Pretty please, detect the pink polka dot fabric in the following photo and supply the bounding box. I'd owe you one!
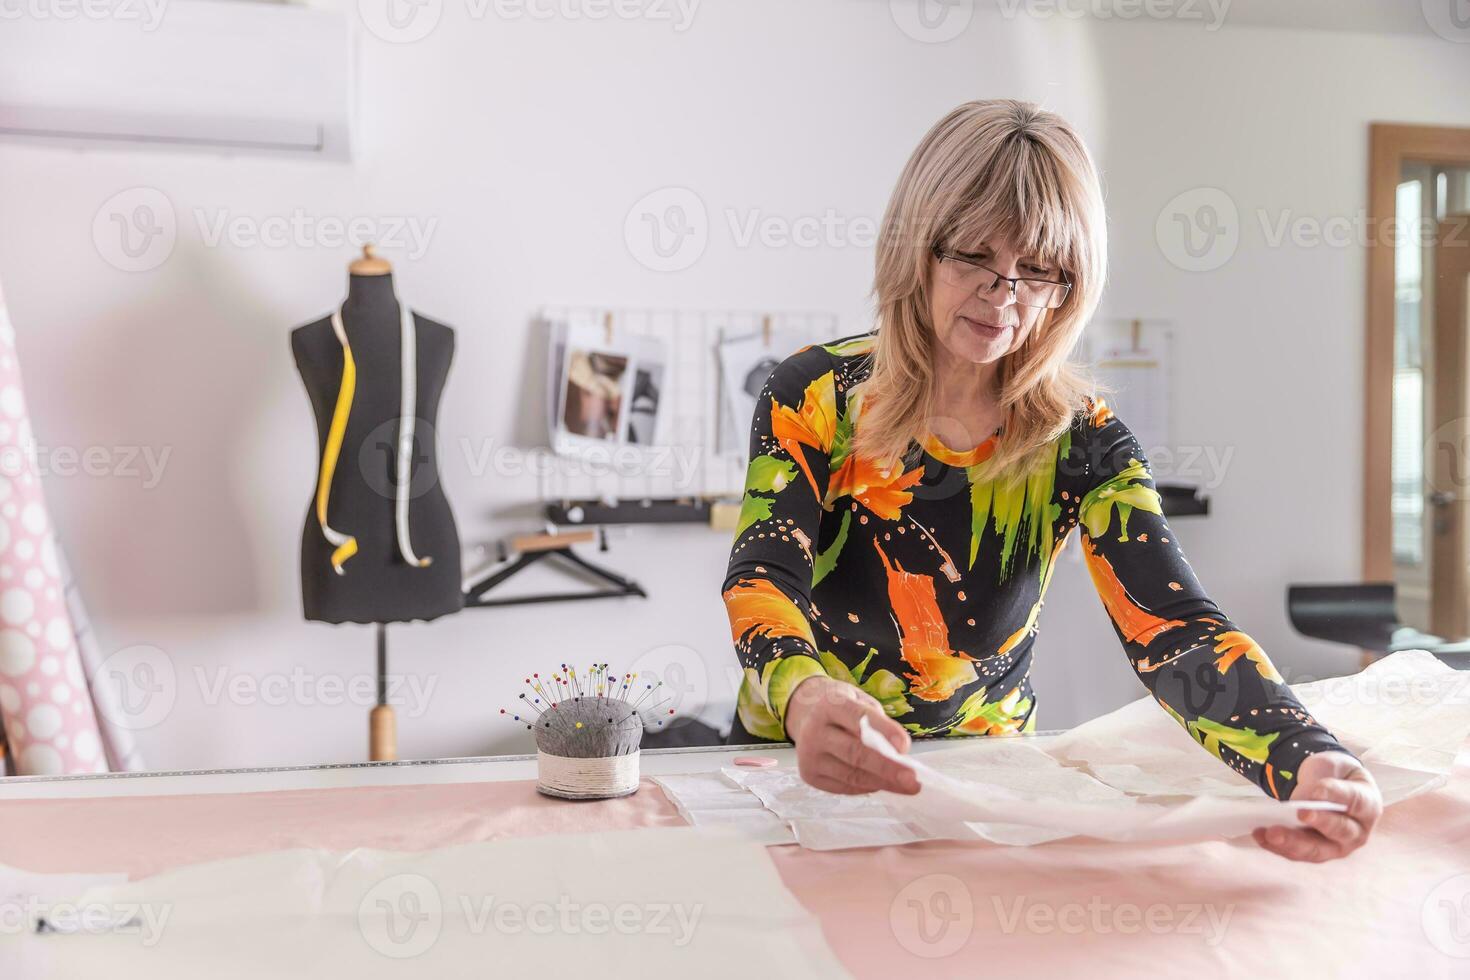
[0,286,107,775]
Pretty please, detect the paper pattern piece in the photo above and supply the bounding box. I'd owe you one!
[657,650,1465,850]
[652,771,796,845]
[857,715,1344,846]
[1044,647,1468,805]
[0,827,847,979]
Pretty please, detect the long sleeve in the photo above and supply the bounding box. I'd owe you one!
[1075,399,1358,800]
[721,351,840,740]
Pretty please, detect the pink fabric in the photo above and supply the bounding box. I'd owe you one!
[0,286,107,775]
[0,778,686,878]
[2,753,1467,976]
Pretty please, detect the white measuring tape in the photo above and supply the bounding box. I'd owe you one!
[394,303,431,569]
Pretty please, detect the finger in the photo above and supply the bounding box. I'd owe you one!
[1298,777,1381,829]
[829,729,920,794]
[1342,774,1384,825]
[810,756,889,795]
[1295,808,1366,848]
[808,741,916,795]
[824,694,914,757]
[1253,826,1319,862]
[1253,825,1344,863]
[870,711,912,754]
[848,747,921,794]
[824,690,889,737]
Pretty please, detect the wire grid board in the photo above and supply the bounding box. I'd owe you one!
[538,306,840,505]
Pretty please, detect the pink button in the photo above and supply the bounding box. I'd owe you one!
[734,756,778,768]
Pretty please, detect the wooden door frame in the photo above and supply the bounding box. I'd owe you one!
[1429,214,1470,638]
[1363,124,1470,583]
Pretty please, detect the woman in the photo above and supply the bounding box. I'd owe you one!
[721,99,1381,863]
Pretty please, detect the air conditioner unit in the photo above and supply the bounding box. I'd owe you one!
[0,0,354,160]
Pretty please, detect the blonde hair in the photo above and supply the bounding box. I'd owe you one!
[853,99,1107,481]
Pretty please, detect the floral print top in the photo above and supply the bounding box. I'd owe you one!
[721,333,1356,801]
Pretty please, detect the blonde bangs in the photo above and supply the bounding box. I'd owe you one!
[942,140,1076,271]
[855,99,1108,485]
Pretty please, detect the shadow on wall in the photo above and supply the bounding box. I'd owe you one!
[53,241,280,617]
[510,311,549,450]
[477,311,550,527]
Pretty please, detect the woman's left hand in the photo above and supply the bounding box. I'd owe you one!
[1251,751,1382,862]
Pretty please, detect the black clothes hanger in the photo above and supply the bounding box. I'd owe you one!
[463,527,646,608]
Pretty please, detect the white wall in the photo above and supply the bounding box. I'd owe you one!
[0,1,1465,769]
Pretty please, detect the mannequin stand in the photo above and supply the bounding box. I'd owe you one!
[368,623,397,761]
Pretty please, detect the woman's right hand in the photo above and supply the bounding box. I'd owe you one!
[783,676,921,796]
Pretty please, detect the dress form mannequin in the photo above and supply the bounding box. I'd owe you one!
[292,246,464,757]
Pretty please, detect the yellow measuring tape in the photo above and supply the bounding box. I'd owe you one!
[315,309,359,575]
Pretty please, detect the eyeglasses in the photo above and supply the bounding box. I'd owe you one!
[931,246,1072,310]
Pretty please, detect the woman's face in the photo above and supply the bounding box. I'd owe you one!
[927,240,1057,368]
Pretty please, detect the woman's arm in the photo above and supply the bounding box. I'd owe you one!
[721,351,839,740]
[721,349,918,793]
[1074,400,1359,802]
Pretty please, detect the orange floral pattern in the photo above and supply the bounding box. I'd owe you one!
[769,371,837,500]
[825,453,924,519]
[874,539,978,702]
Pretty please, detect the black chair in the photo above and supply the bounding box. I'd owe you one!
[1286,582,1400,653]
[1286,582,1470,669]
